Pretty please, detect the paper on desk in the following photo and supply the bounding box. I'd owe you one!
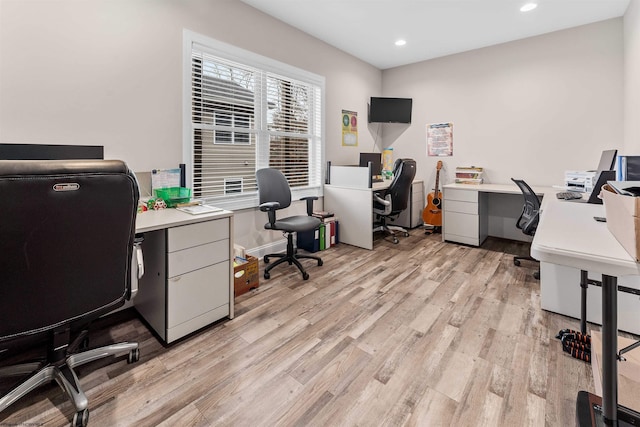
[176,205,223,215]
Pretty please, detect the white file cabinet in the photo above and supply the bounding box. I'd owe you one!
[135,214,233,343]
[442,187,487,246]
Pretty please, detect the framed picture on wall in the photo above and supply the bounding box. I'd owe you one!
[427,122,453,156]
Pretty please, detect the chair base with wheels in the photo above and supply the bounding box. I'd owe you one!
[263,231,323,280]
[0,327,139,427]
[373,216,410,244]
[513,255,540,279]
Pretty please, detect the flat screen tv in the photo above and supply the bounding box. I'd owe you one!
[369,97,412,124]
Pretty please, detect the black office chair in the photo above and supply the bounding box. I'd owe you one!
[0,160,141,427]
[256,168,323,280]
[511,178,541,280]
[373,158,417,244]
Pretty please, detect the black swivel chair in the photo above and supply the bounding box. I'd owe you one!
[511,178,541,280]
[256,168,323,280]
[0,160,141,427]
[373,158,417,244]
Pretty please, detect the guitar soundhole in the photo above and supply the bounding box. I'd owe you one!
[433,198,441,207]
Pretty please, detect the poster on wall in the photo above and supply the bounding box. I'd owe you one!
[342,110,358,146]
[427,122,453,156]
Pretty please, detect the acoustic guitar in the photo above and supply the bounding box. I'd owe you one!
[422,160,443,227]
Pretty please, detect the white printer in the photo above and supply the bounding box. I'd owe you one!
[564,170,597,193]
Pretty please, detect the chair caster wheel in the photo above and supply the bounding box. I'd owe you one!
[264,272,270,279]
[534,271,540,280]
[302,272,309,280]
[393,238,399,244]
[264,256,270,264]
[318,259,323,266]
[404,232,409,237]
[514,259,521,266]
[127,348,140,364]
[72,409,89,427]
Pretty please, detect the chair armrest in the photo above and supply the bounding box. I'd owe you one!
[300,196,318,216]
[260,202,280,227]
[373,192,390,206]
[373,192,392,216]
[259,201,280,212]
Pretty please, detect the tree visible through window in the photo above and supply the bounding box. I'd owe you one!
[187,36,323,209]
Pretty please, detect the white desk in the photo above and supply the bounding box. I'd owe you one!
[324,180,391,250]
[442,183,556,246]
[532,195,640,425]
[134,208,234,343]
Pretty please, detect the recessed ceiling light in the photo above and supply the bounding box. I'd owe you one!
[520,3,537,12]
[395,39,406,47]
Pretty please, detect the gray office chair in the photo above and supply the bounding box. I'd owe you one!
[256,168,323,280]
[511,178,541,279]
[0,160,141,427]
[373,158,417,244]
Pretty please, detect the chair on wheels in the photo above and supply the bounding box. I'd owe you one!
[256,168,323,280]
[511,178,541,279]
[373,158,417,244]
[0,160,141,427]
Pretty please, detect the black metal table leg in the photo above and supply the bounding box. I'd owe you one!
[601,274,618,425]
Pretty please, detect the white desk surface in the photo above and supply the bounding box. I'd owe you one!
[443,182,557,196]
[531,196,640,277]
[135,207,233,233]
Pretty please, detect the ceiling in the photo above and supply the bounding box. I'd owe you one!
[240,0,630,70]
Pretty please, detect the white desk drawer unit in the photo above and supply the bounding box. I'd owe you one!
[443,187,487,246]
[136,215,232,344]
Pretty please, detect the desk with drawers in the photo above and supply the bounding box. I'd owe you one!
[135,208,234,344]
[441,182,555,246]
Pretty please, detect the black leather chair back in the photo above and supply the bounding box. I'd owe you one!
[511,178,540,236]
[387,158,417,215]
[0,160,139,342]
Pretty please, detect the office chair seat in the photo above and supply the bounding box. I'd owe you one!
[257,168,323,280]
[264,215,320,232]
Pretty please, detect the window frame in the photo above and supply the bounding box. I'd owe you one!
[183,30,325,210]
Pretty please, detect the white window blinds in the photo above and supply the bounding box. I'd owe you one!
[186,34,324,210]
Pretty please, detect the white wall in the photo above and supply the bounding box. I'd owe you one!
[0,0,382,252]
[0,2,630,253]
[624,0,640,153]
[381,19,624,191]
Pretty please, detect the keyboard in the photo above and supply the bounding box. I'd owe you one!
[556,191,583,200]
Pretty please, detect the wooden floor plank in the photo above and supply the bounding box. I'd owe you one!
[1,232,628,426]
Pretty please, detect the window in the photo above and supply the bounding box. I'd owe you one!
[184,31,325,210]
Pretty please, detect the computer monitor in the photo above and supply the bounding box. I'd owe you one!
[359,152,382,177]
[596,149,617,171]
[0,143,104,160]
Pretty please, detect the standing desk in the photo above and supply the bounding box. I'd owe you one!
[532,195,640,425]
[441,183,556,246]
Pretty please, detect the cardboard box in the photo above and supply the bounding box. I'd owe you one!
[601,186,640,261]
[234,255,259,297]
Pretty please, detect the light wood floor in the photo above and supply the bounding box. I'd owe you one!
[2,229,605,426]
